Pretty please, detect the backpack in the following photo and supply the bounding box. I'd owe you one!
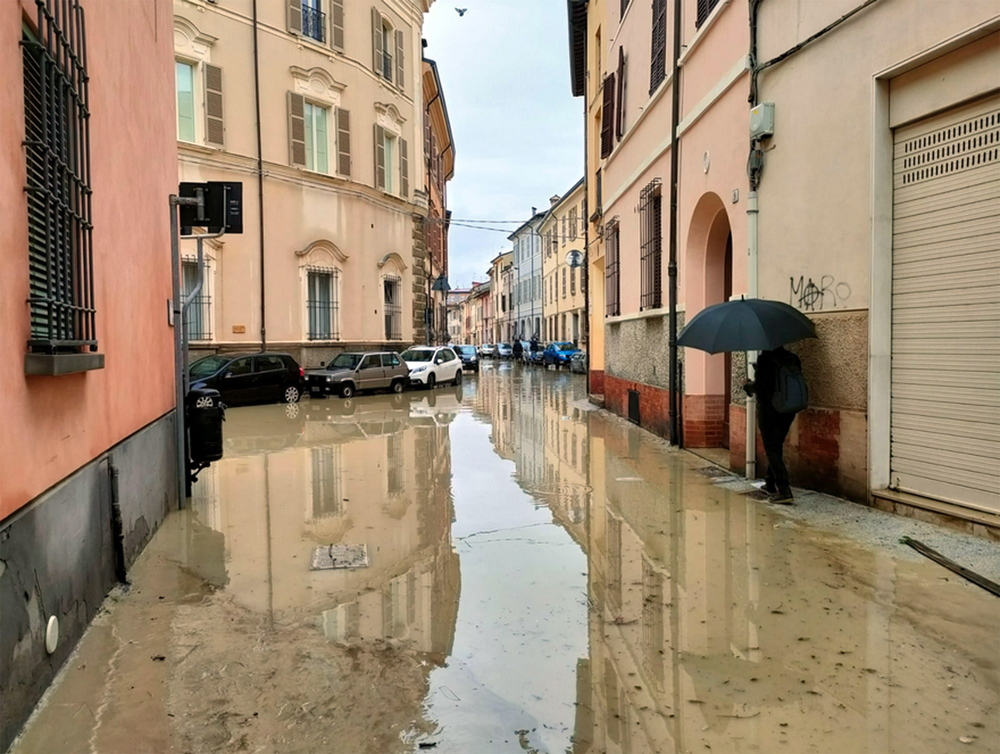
[771,352,809,414]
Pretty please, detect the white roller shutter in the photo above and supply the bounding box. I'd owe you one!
[891,93,1000,514]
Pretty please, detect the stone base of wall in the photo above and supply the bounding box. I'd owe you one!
[604,374,673,440]
[728,404,868,502]
[0,413,176,751]
[588,369,605,396]
[683,394,726,448]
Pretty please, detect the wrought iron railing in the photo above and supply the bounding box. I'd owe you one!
[185,294,212,341]
[383,276,402,340]
[22,0,96,354]
[307,268,340,340]
[301,4,326,43]
[605,217,621,317]
[639,179,663,310]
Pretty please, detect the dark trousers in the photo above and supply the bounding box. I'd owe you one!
[758,408,796,490]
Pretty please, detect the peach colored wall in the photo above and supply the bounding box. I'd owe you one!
[0,0,178,517]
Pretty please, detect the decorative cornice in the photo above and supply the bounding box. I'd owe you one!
[289,66,347,93]
[377,252,408,271]
[174,16,217,48]
[295,239,350,262]
[375,102,406,125]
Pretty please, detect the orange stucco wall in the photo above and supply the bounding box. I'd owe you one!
[0,0,178,518]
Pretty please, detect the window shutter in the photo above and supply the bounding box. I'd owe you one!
[287,0,302,34]
[600,72,615,158]
[399,137,409,198]
[372,8,383,74]
[204,64,225,146]
[615,47,626,141]
[650,0,667,94]
[395,29,405,88]
[288,92,306,166]
[331,0,345,51]
[336,107,351,176]
[374,124,386,190]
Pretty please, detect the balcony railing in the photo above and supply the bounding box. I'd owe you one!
[302,4,326,43]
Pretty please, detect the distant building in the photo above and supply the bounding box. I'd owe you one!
[488,251,514,344]
[539,179,586,344]
[509,210,547,341]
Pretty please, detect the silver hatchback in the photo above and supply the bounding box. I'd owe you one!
[305,351,410,399]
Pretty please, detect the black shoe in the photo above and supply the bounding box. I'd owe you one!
[763,480,778,494]
[768,488,794,505]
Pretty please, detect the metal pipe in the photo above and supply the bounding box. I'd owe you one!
[745,190,759,478]
[252,0,267,351]
[667,0,683,446]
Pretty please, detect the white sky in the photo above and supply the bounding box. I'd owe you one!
[423,0,585,288]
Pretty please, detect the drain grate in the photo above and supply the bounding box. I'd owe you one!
[696,466,733,479]
[310,544,369,571]
[743,489,771,501]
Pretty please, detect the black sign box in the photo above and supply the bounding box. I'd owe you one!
[179,181,243,234]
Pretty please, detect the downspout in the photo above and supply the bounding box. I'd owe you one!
[582,66,591,395]
[252,0,267,350]
[667,0,682,446]
[746,0,761,478]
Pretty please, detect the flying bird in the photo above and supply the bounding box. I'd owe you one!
[455,7,467,16]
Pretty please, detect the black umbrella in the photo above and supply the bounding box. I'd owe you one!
[677,298,817,354]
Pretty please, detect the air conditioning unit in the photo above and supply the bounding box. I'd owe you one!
[749,102,775,139]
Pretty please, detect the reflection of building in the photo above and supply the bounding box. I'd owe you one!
[539,179,586,344]
[189,394,459,659]
[542,375,590,545]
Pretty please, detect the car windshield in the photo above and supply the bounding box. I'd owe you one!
[499,343,510,348]
[401,349,434,362]
[189,355,230,378]
[457,346,476,355]
[330,353,363,369]
[555,343,575,351]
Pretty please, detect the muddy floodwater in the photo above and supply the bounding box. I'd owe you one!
[13,363,999,753]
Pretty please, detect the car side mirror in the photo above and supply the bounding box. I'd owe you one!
[320,361,326,368]
[223,371,234,379]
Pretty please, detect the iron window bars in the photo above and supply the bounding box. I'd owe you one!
[301,2,326,43]
[307,267,340,340]
[383,275,402,340]
[181,260,212,340]
[639,178,663,310]
[605,216,621,317]
[22,0,96,354]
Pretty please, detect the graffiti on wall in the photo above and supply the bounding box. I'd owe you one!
[789,275,852,311]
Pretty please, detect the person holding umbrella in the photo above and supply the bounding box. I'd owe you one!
[677,297,814,504]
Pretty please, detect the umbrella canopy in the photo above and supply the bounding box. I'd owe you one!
[677,298,817,354]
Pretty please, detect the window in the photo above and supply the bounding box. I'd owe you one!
[384,276,402,340]
[696,0,722,28]
[311,447,344,518]
[372,9,404,86]
[228,357,253,376]
[182,259,212,341]
[571,266,576,296]
[22,5,98,360]
[374,125,408,197]
[301,0,326,43]
[600,72,616,158]
[176,61,196,141]
[620,0,631,18]
[562,268,567,299]
[615,47,627,142]
[288,0,344,51]
[605,217,620,317]
[570,206,578,240]
[304,102,329,172]
[307,268,340,340]
[650,0,667,94]
[639,179,663,310]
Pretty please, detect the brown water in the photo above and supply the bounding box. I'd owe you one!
[13,363,999,753]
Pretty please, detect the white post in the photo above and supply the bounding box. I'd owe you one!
[745,190,759,479]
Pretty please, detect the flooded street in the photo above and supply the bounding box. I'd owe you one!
[14,364,999,754]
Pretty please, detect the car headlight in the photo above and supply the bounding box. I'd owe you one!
[326,376,334,382]
[411,365,427,373]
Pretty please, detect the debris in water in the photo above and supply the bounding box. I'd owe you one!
[309,544,369,570]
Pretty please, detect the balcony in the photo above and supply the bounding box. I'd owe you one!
[302,4,326,43]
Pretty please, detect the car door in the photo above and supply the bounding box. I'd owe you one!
[438,348,459,381]
[358,355,384,392]
[221,356,256,404]
[381,353,402,386]
[254,354,286,402]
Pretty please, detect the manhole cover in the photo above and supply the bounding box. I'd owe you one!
[310,544,369,571]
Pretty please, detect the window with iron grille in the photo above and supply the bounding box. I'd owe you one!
[383,275,402,340]
[311,446,344,518]
[182,260,212,341]
[696,0,721,28]
[562,267,567,298]
[22,1,96,356]
[604,217,620,316]
[639,179,663,310]
[307,267,340,340]
[301,0,326,43]
[650,0,667,94]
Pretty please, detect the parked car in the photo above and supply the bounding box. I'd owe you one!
[543,341,581,367]
[189,352,303,406]
[401,346,463,388]
[570,351,587,374]
[304,351,409,399]
[454,344,480,371]
[479,343,496,358]
[526,344,546,366]
[496,342,513,359]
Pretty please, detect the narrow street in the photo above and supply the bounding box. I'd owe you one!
[14,365,999,754]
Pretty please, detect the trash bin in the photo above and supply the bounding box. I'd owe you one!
[187,387,224,464]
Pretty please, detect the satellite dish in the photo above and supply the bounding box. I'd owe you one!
[565,249,584,268]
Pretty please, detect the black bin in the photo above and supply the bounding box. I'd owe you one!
[187,387,224,463]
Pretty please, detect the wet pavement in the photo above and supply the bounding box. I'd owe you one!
[12,363,1000,753]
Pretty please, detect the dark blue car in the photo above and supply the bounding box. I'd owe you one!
[543,341,580,367]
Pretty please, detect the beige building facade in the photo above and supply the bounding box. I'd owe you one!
[540,179,586,344]
[174,0,436,366]
[489,251,513,344]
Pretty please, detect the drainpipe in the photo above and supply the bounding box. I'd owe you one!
[252,0,267,351]
[667,0,683,446]
[745,188,759,478]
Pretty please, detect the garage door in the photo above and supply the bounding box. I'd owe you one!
[891,93,1000,514]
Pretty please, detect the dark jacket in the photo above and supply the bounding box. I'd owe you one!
[744,347,800,413]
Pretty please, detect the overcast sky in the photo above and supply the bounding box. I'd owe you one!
[422,0,584,289]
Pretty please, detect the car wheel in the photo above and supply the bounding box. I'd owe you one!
[340,383,355,399]
[426,373,437,389]
[195,395,214,409]
[454,369,463,385]
[391,379,404,394]
[284,385,301,403]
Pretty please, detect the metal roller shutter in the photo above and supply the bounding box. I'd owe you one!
[891,93,1000,513]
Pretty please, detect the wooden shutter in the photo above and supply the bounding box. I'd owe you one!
[650,0,667,94]
[331,0,345,51]
[600,72,615,158]
[372,8,383,74]
[288,92,306,166]
[395,29,405,88]
[615,47,626,141]
[287,0,302,34]
[336,107,351,176]
[374,124,386,190]
[204,64,225,147]
[399,137,409,198]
